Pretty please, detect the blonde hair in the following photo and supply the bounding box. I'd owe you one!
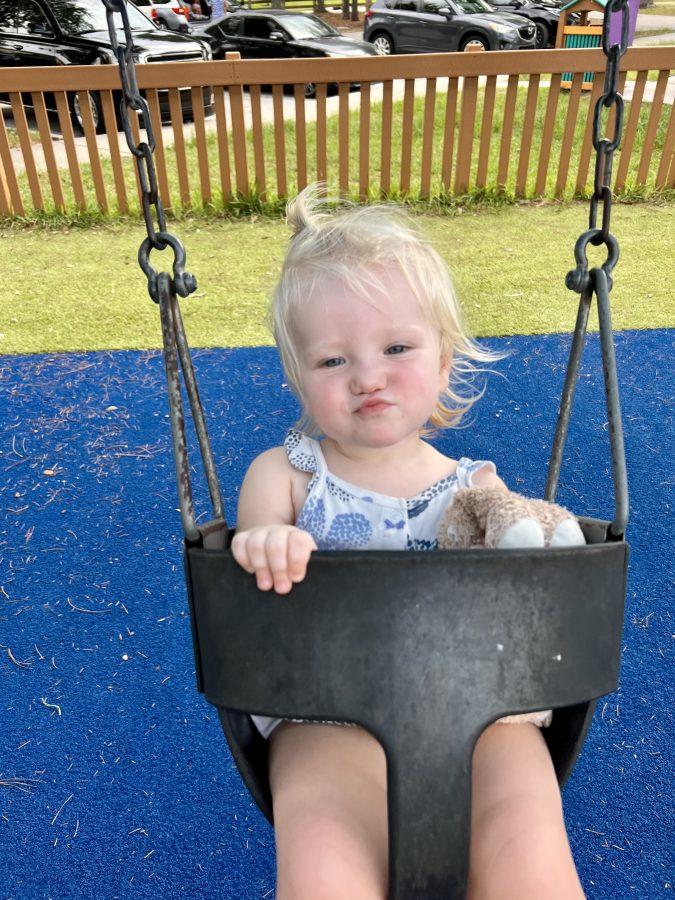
[269,185,502,438]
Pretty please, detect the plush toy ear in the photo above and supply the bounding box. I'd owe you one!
[495,518,546,549]
[548,517,585,547]
[484,491,543,548]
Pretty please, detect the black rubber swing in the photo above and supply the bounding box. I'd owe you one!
[103,0,632,895]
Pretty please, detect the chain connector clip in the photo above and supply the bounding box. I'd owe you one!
[566,229,619,294]
[139,233,198,303]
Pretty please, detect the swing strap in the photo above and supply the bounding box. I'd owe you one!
[103,0,631,545]
[155,271,224,543]
[545,0,631,539]
[103,0,224,542]
[545,268,629,539]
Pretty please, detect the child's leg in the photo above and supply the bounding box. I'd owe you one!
[269,721,388,900]
[269,719,584,900]
[468,722,585,899]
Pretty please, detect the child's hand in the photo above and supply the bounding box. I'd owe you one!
[231,525,317,595]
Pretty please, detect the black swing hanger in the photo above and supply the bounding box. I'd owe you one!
[103,0,631,893]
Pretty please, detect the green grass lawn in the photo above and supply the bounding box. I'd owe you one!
[635,26,675,35]
[5,127,41,149]
[1,201,673,355]
[642,1,675,14]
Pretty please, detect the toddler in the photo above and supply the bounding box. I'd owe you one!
[232,186,585,899]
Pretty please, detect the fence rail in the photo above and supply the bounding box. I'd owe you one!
[0,46,673,219]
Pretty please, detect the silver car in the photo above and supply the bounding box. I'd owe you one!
[131,1,191,33]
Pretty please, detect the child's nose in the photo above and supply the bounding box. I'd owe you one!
[350,361,387,394]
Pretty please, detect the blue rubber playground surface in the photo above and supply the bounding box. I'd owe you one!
[0,329,672,899]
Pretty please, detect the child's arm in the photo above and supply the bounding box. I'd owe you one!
[471,465,509,493]
[231,448,317,595]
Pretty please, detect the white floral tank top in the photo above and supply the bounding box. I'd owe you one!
[286,429,496,551]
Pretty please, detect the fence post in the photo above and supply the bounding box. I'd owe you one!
[0,161,11,216]
[225,52,249,197]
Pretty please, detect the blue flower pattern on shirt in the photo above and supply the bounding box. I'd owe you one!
[296,497,372,549]
[296,496,326,540]
[325,513,372,549]
[285,429,496,553]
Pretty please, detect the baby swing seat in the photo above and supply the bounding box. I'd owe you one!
[187,517,626,899]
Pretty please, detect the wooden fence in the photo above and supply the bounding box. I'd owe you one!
[0,46,673,219]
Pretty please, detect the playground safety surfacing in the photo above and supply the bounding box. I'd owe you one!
[0,329,672,899]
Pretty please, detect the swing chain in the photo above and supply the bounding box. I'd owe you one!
[566,0,630,295]
[102,0,197,304]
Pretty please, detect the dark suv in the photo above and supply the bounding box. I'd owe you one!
[488,0,561,48]
[364,0,536,54]
[0,0,213,133]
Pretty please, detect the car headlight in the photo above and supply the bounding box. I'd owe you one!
[202,45,213,61]
[491,22,517,35]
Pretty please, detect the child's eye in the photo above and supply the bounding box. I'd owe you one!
[320,357,344,368]
[386,345,409,355]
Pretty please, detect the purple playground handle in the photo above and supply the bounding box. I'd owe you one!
[608,0,639,46]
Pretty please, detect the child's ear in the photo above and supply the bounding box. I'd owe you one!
[438,353,452,391]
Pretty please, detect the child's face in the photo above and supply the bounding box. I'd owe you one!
[293,265,451,450]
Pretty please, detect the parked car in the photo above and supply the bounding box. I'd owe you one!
[486,0,560,48]
[363,0,536,54]
[201,10,379,97]
[0,0,213,133]
[130,1,191,34]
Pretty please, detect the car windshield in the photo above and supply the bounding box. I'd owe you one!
[451,0,495,11]
[279,15,339,40]
[48,0,153,34]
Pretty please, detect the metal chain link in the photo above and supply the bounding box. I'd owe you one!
[102,0,196,303]
[550,0,631,537]
[566,0,630,295]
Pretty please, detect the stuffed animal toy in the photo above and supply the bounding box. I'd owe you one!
[438,486,586,727]
[438,486,586,552]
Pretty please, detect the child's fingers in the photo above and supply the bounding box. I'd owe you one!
[231,528,315,594]
[265,530,293,594]
[287,531,316,582]
[245,530,276,591]
[230,532,254,573]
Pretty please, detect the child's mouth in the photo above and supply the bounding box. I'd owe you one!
[357,401,392,416]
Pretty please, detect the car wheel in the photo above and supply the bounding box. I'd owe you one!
[460,34,488,52]
[371,33,394,56]
[304,82,317,100]
[534,22,548,48]
[70,90,104,135]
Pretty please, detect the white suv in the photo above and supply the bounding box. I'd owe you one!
[131,1,191,33]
